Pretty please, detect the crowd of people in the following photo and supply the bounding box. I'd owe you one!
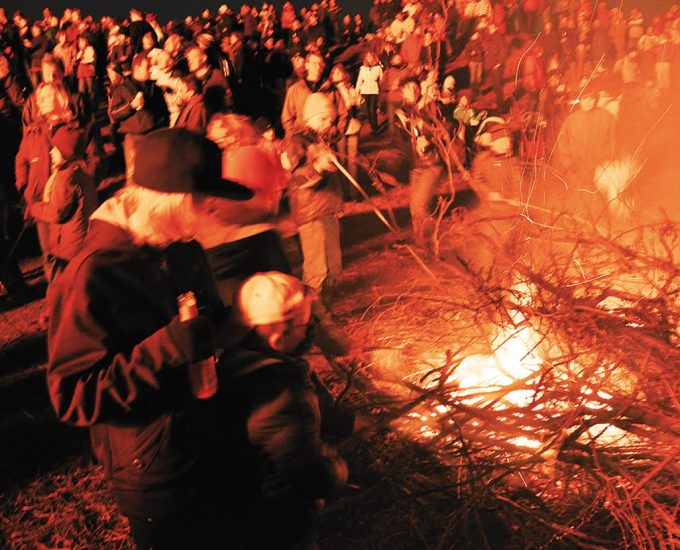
[0,0,679,547]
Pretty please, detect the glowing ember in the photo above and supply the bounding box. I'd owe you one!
[446,326,543,408]
[401,317,641,455]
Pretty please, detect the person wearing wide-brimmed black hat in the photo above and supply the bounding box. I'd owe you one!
[46,128,253,549]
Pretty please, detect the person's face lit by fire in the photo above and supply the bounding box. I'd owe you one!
[141,31,155,52]
[305,54,325,83]
[186,48,207,74]
[291,54,305,78]
[36,88,57,116]
[330,65,348,86]
[164,34,182,57]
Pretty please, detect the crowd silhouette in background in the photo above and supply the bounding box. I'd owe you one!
[0,0,678,302]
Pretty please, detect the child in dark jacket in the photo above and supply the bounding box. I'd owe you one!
[219,271,351,549]
[29,124,98,285]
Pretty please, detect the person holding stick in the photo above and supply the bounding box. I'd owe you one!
[282,92,351,355]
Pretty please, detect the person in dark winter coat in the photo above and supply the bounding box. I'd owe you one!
[219,271,349,549]
[282,92,352,356]
[28,124,97,285]
[553,84,615,188]
[0,55,29,310]
[173,76,208,135]
[281,51,335,136]
[464,116,527,279]
[283,92,343,297]
[108,53,169,180]
[15,81,100,280]
[0,53,25,243]
[395,77,469,249]
[46,128,254,550]
[185,44,233,120]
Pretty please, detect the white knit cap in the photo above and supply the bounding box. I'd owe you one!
[236,272,313,326]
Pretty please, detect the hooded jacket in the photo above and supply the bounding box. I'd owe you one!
[283,127,343,226]
[29,162,97,261]
[16,119,103,202]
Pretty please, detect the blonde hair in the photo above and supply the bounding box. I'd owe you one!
[96,184,199,247]
[35,82,74,122]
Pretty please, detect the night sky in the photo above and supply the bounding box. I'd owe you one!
[2,0,675,27]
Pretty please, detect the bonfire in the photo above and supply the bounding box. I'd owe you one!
[343,162,680,548]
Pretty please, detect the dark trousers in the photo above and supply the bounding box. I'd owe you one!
[489,66,505,111]
[127,505,231,550]
[0,239,26,296]
[362,94,379,132]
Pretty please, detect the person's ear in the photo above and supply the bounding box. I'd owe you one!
[268,330,284,351]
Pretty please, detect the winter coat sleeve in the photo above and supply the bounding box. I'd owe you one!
[82,121,106,183]
[30,171,78,223]
[281,91,297,134]
[14,133,30,195]
[4,76,25,110]
[108,83,136,123]
[148,83,170,128]
[246,364,347,500]
[284,134,324,189]
[281,82,305,134]
[355,66,366,93]
[47,259,213,427]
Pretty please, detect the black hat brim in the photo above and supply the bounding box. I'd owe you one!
[197,178,254,201]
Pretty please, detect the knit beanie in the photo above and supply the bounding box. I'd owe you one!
[51,125,84,160]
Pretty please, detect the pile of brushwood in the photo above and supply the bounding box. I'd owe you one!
[328,196,680,549]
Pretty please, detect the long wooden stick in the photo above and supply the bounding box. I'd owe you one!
[330,156,444,288]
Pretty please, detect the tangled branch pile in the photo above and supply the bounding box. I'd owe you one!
[350,211,680,549]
